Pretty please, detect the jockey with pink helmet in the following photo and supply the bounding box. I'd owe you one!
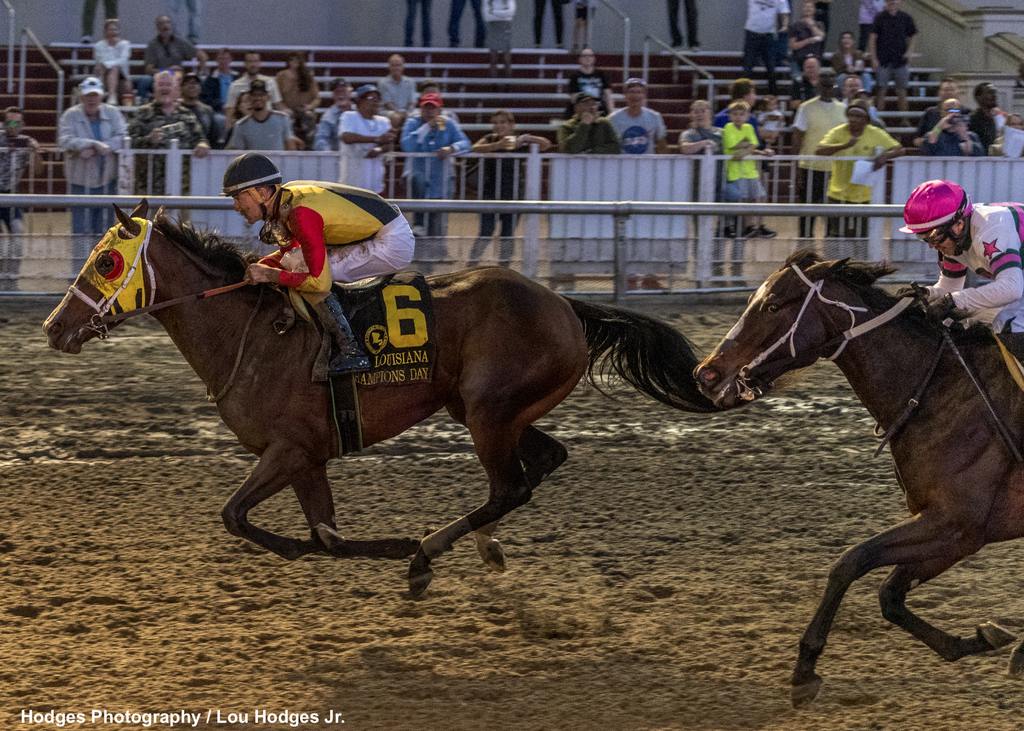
[901,179,1024,338]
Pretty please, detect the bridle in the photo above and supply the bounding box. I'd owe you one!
[68,222,157,340]
[733,263,913,401]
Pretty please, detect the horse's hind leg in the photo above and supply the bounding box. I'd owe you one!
[473,426,568,572]
[292,464,419,560]
[222,445,321,560]
[879,560,1015,665]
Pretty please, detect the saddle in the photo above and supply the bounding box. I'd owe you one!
[995,331,1024,394]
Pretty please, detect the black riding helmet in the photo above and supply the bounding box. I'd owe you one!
[222,153,282,195]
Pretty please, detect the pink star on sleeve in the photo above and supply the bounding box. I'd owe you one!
[983,240,1001,257]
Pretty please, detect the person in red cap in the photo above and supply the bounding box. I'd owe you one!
[900,179,1024,346]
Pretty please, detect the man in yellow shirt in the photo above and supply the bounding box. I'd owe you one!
[816,98,903,237]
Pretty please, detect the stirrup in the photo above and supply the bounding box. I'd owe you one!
[328,352,371,376]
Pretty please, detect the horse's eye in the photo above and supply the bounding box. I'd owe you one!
[767,302,780,314]
[95,250,124,280]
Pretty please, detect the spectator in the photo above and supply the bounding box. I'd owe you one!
[753,95,784,147]
[93,18,131,105]
[667,0,699,50]
[566,48,614,117]
[608,78,668,154]
[405,0,433,47]
[832,30,873,94]
[814,0,831,37]
[225,52,284,127]
[81,0,117,43]
[143,14,196,77]
[339,85,394,194]
[912,77,965,148]
[815,98,903,237]
[378,54,418,118]
[721,101,774,239]
[226,80,296,151]
[165,0,201,44]
[533,0,564,48]
[400,92,471,239]
[922,100,984,157]
[128,71,210,195]
[483,0,516,77]
[200,48,235,113]
[713,78,761,142]
[791,55,823,106]
[858,0,884,51]
[571,1,595,56]
[449,0,486,48]
[742,0,789,97]
[180,72,219,146]
[840,74,885,127]
[313,78,353,151]
[467,109,551,266]
[789,1,826,71]
[678,99,721,154]
[792,69,846,237]
[868,0,916,113]
[58,77,127,270]
[968,82,1005,153]
[0,106,42,234]
[558,92,619,154]
[276,52,319,148]
[408,80,461,124]
[990,113,1024,157]
[1017,61,1024,90]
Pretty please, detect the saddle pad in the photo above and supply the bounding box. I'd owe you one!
[995,337,1024,394]
[335,271,436,389]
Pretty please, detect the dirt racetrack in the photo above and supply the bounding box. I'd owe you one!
[3,296,1024,731]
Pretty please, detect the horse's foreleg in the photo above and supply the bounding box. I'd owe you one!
[410,424,530,596]
[292,465,419,560]
[879,561,1015,663]
[222,446,320,561]
[791,512,959,708]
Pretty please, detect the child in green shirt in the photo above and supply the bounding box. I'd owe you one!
[721,101,776,238]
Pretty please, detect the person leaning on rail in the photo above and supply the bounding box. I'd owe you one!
[223,153,416,375]
[899,179,1024,357]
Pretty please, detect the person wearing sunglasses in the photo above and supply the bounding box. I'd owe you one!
[900,179,1024,350]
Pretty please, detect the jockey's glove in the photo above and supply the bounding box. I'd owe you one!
[895,282,931,301]
[925,293,958,326]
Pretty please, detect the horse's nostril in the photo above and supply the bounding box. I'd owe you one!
[698,367,718,385]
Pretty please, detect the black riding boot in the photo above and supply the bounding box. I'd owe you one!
[313,293,371,375]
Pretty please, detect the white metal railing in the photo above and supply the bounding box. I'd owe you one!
[2,0,13,93]
[587,0,630,83]
[641,34,715,103]
[19,26,65,121]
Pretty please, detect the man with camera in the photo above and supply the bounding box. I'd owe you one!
[922,98,984,157]
[128,70,210,194]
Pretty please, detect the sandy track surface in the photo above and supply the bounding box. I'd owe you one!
[3,298,1023,730]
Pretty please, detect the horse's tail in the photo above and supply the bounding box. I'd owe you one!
[565,297,720,413]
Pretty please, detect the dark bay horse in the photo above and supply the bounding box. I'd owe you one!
[44,201,718,596]
[694,250,1024,706]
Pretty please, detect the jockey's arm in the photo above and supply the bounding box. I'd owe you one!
[944,217,1024,313]
[952,266,1024,313]
[274,206,333,295]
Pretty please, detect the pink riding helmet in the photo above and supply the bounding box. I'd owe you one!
[899,179,973,234]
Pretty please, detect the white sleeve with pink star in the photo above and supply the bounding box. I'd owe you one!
[950,205,1024,315]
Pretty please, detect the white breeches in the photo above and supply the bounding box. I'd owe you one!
[327,215,416,283]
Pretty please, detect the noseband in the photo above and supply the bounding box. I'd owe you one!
[734,264,913,401]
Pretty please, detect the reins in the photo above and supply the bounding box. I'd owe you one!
[95,280,249,327]
[872,336,945,457]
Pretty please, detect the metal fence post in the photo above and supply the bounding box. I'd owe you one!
[117,136,134,195]
[613,210,628,301]
[165,140,183,197]
[523,143,542,280]
[868,172,885,262]
[695,151,716,287]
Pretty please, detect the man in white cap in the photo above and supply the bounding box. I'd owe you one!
[58,76,127,271]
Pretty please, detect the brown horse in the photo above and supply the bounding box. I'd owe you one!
[693,250,1024,706]
[44,201,718,596]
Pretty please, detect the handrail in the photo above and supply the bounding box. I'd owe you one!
[909,0,966,29]
[586,0,631,83]
[1,0,12,93]
[19,27,65,120]
[642,34,715,103]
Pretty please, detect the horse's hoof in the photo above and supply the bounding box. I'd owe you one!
[315,523,344,549]
[791,675,823,708]
[1008,642,1024,678]
[978,621,1016,650]
[475,536,506,573]
[408,552,433,597]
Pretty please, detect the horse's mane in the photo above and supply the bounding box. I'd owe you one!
[785,249,993,346]
[153,215,258,280]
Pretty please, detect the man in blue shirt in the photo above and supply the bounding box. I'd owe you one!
[313,79,354,151]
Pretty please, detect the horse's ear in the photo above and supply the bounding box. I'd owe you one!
[785,248,822,270]
[153,205,167,223]
[113,204,141,237]
[130,198,149,221]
